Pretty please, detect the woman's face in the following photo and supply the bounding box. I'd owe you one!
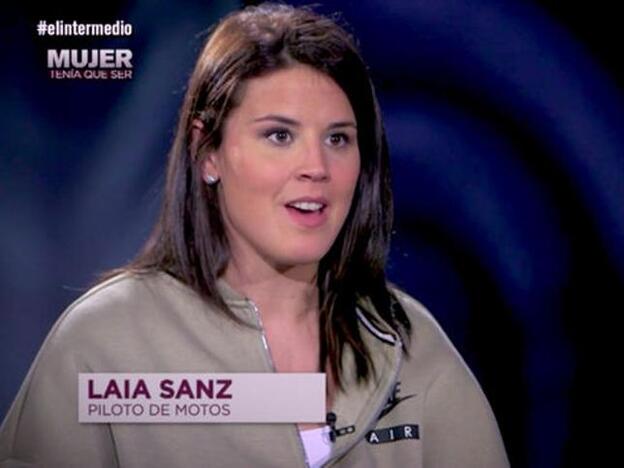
[202,64,361,274]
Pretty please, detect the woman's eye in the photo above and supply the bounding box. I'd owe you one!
[265,129,292,145]
[326,133,350,147]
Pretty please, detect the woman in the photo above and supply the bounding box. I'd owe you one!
[0,3,509,467]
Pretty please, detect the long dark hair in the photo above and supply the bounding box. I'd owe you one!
[109,2,411,389]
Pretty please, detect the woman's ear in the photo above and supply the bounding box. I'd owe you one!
[191,118,220,185]
[190,118,206,160]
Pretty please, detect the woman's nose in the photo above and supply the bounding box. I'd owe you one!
[297,139,330,182]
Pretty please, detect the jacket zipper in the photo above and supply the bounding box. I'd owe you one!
[247,298,311,468]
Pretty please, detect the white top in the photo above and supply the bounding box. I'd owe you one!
[299,426,332,468]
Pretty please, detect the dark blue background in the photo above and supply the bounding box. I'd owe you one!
[1,1,622,467]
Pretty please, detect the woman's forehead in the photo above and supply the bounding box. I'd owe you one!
[231,65,355,123]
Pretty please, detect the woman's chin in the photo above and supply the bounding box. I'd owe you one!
[271,247,331,271]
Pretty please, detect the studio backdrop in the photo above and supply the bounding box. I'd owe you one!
[1,1,622,467]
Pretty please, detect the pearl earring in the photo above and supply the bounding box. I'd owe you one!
[204,174,219,185]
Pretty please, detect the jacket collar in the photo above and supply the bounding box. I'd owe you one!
[214,278,259,325]
[215,277,250,306]
[161,272,402,463]
[215,276,403,460]
[215,275,401,352]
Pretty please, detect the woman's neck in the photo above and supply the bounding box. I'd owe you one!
[223,258,319,323]
[223,257,331,418]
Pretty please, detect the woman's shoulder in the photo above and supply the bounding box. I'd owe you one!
[65,269,199,316]
[387,286,510,467]
[389,286,451,344]
[46,271,197,349]
[388,285,471,374]
[65,270,189,312]
[22,270,209,374]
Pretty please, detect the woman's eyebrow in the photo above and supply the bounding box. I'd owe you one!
[328,121,357,130]
[251,114,300,126]
[251,114,356,129]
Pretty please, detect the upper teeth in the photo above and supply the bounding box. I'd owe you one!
[290,201,323,211]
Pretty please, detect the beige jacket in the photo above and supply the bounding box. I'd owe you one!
[0,272,510,467]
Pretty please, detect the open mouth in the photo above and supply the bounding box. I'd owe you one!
[284,199,329,228]
[285,201,327,213]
